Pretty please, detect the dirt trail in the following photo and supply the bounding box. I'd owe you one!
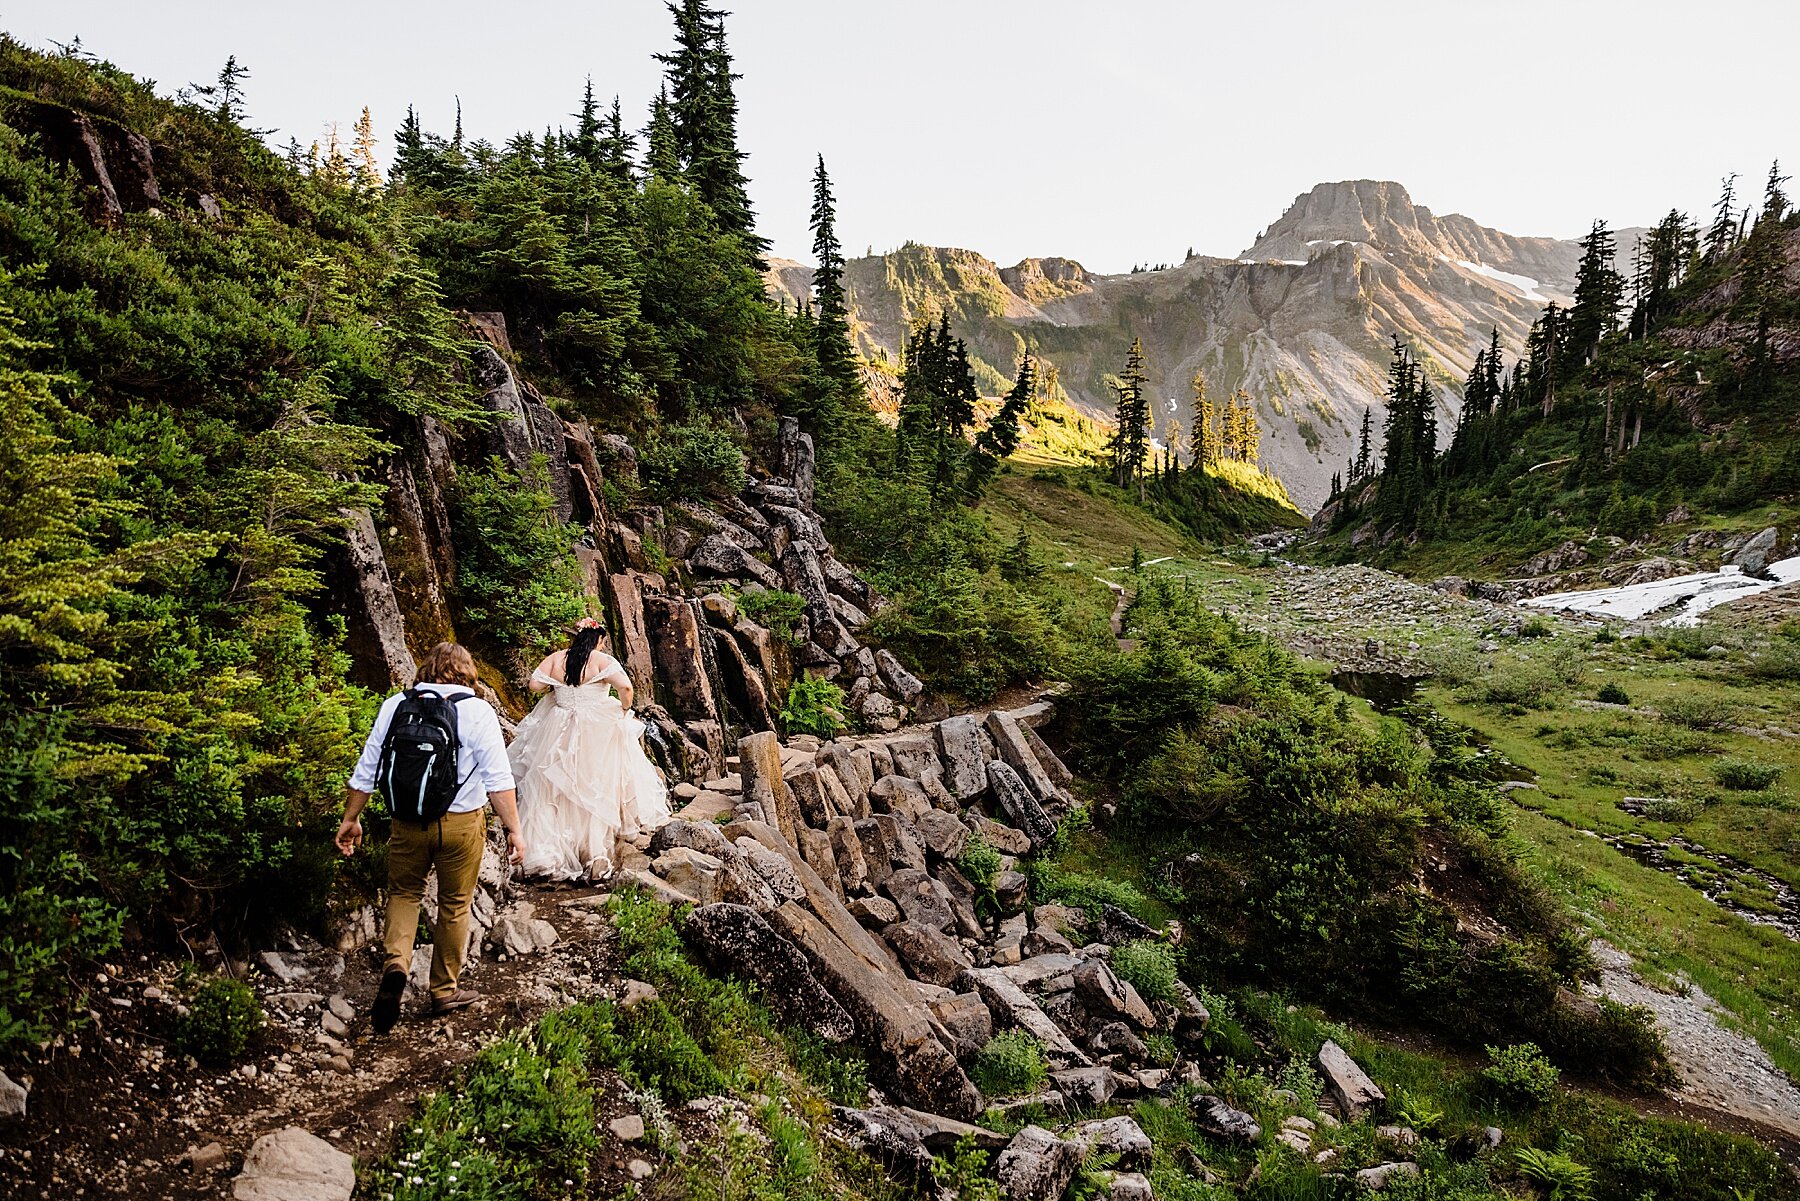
[0,880,624,1200]
[1592,940,1800,1142]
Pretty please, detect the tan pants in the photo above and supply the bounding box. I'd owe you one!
[383,808,487,1000]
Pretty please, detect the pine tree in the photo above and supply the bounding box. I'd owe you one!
[1706,174,1739,263]
[350,106,381,188]
[645,88,680,182]
[599,96,635,184]
[809,156,859,398]
[571,78,603,164]
[1232,391,1260,466]
[215,55,250,123]
[1351,407,1373,485]
[1566,219,1624,367]
[656,0,766,262]
[968,352,1034,493]
[1109,338,1150,498]
[1192,370,1222,465]
[1761,160,1790,225]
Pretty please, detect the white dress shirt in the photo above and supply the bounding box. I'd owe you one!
[348,684,515,814]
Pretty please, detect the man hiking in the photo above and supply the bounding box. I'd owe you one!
[336,642,526,1032]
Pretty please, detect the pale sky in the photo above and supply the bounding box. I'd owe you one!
[7,1,1795,272]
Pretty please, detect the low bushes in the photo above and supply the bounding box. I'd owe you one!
[176,977,264,1065]
[639,421,748,501]
[970,1030,1047,1098]
[1713,757,1782,791]
[1480,1042,1561,1107]
[780,677,846,738]
[1112,939,1179,1005]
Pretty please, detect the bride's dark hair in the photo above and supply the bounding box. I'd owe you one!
[566,623,605,685]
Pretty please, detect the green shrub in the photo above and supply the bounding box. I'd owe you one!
[1143,1032,1178,1068]
[957,835,1002,894]
[1595,682,1631,706]
[737,588,806,641]
[1467,664,1559,708]
[1514,1146,1595,1200]
[616,997,728,1102]
[970,1030,1047,1097]
[1518,616,1555,638]
[451,455,586,658]
[1713,757,1782,791]
[779,676,846,738]
[1025,860,1155,922]
[1111,939,1179,1005]
[177,977,264,1065]
[782,1027,869,1106]
[1480,1042,1560,1107]
[1658,695,1739,730]
[639,421,748,501]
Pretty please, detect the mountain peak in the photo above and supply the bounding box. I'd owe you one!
[1241,180,1439,260]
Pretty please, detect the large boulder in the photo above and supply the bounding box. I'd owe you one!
[832,1105,936,1181]
[1190,1094,1261,1143]
[935,715,990,800]
[825,816,872,893]
[1317,1039,1386,1119]
[886,736,942,783]
[986,760,1057,848]
[738,732,804,846]
[685,904,855,1041]
[869,775,933,823]
[1073,961,1156,1030]
[882,868,957,934]
[931,992,994,1059]
[914,809,970,861]
[884,921,973,986]
[876,649,924,701]
[871,814,927,872]
[1070,1116,1152,1171]
[985,709,1064,806]
[642,594,721,725]
[962,967,1092,1068]
[0,1069,27,1119]
[650,818,734,860]
[1728,526,1781,575]
[231,1127,354,1201]
[996,1125,1082,1201]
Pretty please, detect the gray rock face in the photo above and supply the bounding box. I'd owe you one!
[887,737,941,782]
[685,904,855,1041]
[1103,1171,1154,1201]
[967,812,1033,856]
[883,868,957,933]
[962,967,1092,1067]
[877,649,924,701]
[914,809,970,861]
[0,1069,27,1119]
[1051,1066,1117,1107]
[931,991,994,1059]
[985,709,1062,805]
[650,819,734,859]
[1071,1115,1153,1171]
[872,814,927,872]
[1729,526,1780,575]
[935,715,990,800]
[884,921,973,986]
[869,775,933,823]
[1190,1094,1261,1143]
[832,1105,937,1181]
[986,760,1057,848]
[826,817,872,893]
[992,870,1029,913]
[231,1127,355,1201]
[996,1124,1082,1201]
[1073,961,1156,1030]
[1317,1039,1386,1119]
[691,534,782,589]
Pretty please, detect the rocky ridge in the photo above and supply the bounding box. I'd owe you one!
[765,181,1644,511]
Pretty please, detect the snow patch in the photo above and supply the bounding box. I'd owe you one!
[1521,556,1800,625]
[1448,256,1547,302]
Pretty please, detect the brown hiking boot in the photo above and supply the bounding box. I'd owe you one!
[371,968,407,1034]
[430,988,481,1015]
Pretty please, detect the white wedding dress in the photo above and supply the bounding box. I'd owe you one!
[508,652,671,880]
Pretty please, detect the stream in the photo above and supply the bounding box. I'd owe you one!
[1604,833,1800,941]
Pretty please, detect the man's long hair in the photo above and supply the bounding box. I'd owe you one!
[417,642,478,688]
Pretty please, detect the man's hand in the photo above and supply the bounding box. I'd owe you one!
[335,818,364,857]
[505,828,527,865]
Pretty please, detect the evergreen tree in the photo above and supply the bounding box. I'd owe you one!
[571,77,603,164]
[350,106,382,188]
[645,88,680,182]
[656,0,766,261]
[897,315,979,501]
[1523,303,1563,414]
[967,352,1033,493]
[1706,173,1739,263]
[1350,407,1373,485]
[1109,337,1150,498]
[1565,219,1624,368]
[809,155,859,398]
[1231,390,1261,466]
[1761,160,1790,225]
[1192,370,1222,465]
[599,96,635,184]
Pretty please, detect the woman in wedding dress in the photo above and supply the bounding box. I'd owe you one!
[509,618,672,880]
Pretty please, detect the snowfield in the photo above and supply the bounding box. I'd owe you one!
[1521,556,1800,625]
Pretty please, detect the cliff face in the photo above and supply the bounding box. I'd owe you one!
[769,181,1645,511]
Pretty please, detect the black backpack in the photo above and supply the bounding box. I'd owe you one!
[375,688,469,826]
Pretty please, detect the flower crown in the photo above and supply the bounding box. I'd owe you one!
[575,616,602,630]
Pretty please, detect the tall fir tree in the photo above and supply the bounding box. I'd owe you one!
[1706,173,1739,263]
[1565,219,1624,368]
[1109,337,1150,498]
[645,87,680,182]
[656,0,766,262]
[967,352,1034,493]
[808,155,859,398]
[1192,370,1222,465]
[1350,406,1373,485]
